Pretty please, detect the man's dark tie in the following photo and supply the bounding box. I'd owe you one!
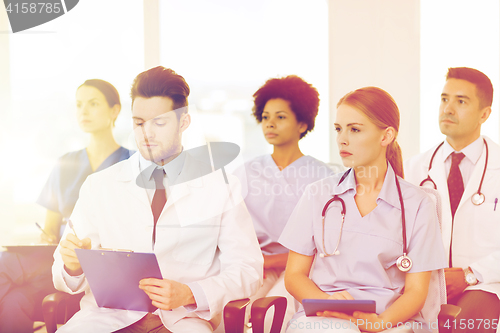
[151,168,166,245]
[448,152,465,219]
[448,152,465,267]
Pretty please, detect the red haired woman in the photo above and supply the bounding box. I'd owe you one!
[279,87,447,332]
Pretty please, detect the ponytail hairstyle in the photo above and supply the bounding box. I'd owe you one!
[337,87,404,178]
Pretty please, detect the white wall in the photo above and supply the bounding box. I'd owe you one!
[0,2,13,243]
[328,0,421,164]
[420,0,500,152]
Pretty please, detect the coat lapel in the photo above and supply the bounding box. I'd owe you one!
[429,148,453,253]
[115,153,152,208]
[458,142,487,212]
[164,152,206,212]
[114,152,209,220]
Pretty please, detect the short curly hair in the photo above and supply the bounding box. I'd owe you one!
[252,75,320,139]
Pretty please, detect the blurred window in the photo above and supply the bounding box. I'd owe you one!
[159,0,329,161]
[420,0,499,152]
[2,0,143,238]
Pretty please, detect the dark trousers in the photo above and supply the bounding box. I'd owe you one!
[0,250,56,333]
[113,313,171,333]
[449,290,500,333]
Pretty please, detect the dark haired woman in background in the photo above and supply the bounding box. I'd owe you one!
[0,79,133,333]
[234,75,334,332]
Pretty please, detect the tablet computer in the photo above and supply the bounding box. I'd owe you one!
[302,299,376,316]
[75,249,163,312]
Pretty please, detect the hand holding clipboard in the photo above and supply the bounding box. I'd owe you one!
[75,249,164,312]
[74,249,197,312]
[139,278,196,311]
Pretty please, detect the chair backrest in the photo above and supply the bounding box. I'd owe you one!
[418,187,447,333]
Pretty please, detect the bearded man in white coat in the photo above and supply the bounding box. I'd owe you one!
[405,67,500,333]
[52,66,263,333]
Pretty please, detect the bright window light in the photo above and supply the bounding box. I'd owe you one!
[159,0,329,162]
[420,0,500,152]
[2,0,143,237]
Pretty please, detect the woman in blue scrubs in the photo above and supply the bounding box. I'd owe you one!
[0,79,133,333]
[37,80,133,241]
[279,87,447,332]
[235,75,335,332]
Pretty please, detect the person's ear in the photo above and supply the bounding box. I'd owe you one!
[110,104,121,126]
[179,113,191,133]
[298,122,308,135]
[479,106,491,125]
[381,127,396,147]
[111,104,121,118]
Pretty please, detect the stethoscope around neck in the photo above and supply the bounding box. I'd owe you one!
[419,138,488,206]
[319,168,413,273]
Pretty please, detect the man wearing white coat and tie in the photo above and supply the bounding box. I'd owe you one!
[52,66,263,332]
[405,67,500,333]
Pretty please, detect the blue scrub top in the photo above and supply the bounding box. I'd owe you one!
[37,147,133,219]
[235,155,335,255]
[279,164,447,324]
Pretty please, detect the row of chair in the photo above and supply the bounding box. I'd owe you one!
[41,291,460,333]
[41,188,460,332]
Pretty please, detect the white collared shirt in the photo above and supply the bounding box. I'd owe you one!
[443,136,484,187]
[138,150,186,204]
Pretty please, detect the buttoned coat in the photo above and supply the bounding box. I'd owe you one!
[404,136,500,331]
[52,152,263,332]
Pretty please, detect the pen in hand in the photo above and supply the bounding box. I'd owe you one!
[35,222,50,237]
[36,222,56,244]
[67,219,79,239]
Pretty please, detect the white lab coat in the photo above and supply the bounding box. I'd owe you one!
[404,136,500,330]
[52,152,263,333]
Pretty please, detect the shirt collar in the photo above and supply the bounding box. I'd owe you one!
[377,163,402,210]
[333,168,356,196]
[333,163,402,210]
[138,148,186,184]
[442,136,483,165]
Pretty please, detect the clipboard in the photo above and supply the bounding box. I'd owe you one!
[2,244,57,257]
[75,249,163,312]
[302,299,376,316]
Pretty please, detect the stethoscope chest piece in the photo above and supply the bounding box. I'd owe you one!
[396,254,412,272]
[471,192,485,206]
